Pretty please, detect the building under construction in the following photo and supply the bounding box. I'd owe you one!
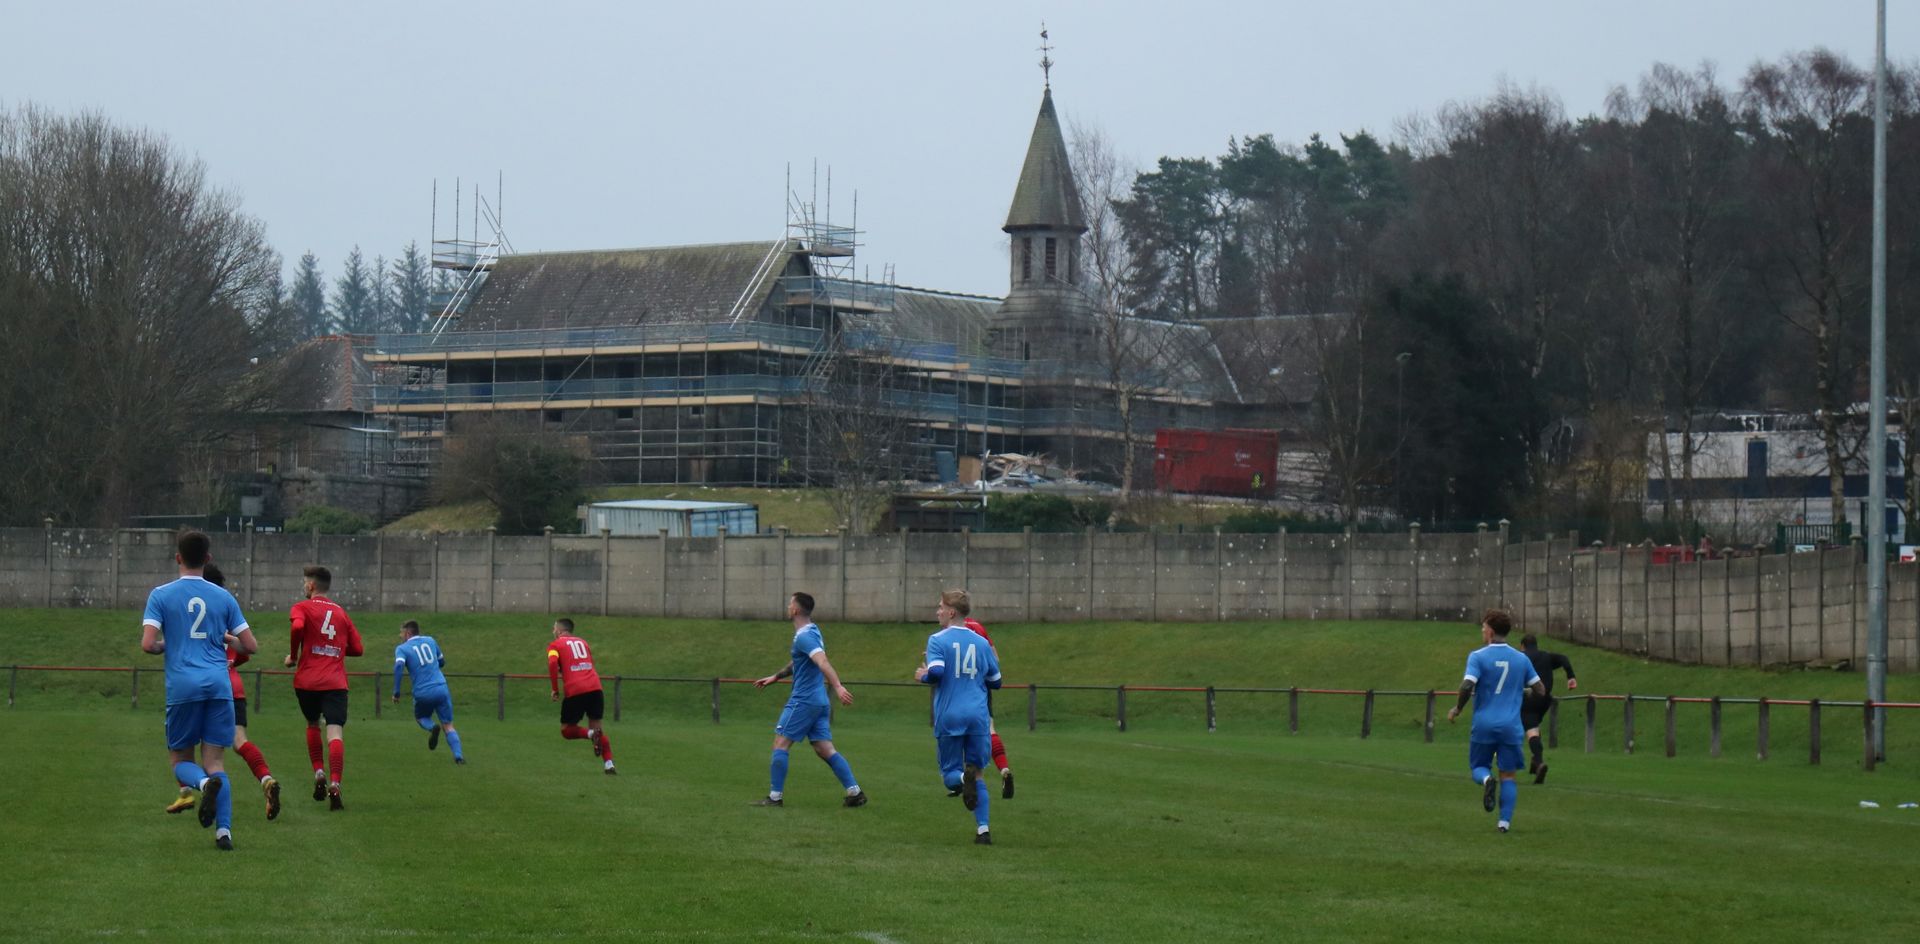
[365,82,1324,489]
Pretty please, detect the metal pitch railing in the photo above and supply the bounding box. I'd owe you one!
[7,664,1915,771]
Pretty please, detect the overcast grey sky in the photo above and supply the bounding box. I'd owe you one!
[2,1,1910,301]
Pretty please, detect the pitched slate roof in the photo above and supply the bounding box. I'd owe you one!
[843,285,999,356]
[1004,88,1087,234]
[455,240,790,331]
[269,335,373,413]
[1197,314,1351,406]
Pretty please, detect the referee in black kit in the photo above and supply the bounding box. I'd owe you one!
[1520,633,1577,783]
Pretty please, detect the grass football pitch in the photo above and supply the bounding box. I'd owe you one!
[3,611,1919,942]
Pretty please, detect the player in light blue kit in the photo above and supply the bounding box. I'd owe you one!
[392,620,464,764]
[140,531,258,851]
[915,589,1003,845]
[1447,609,1545,833]
[751,592,866,807]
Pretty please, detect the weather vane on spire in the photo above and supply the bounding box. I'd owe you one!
[1038,22,1054,89]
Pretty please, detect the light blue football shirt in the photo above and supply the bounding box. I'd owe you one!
[924,625,1001,736]
[788,624,829,707]
[1463,642,1541,743]
[141,576,247,706]
[395,635,449,697]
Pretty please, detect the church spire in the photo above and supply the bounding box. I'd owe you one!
[1003,36,1086,236]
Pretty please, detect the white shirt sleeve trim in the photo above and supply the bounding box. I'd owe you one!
[1462,673,1479,682]
[142,618,162,628]
[805,647,824,658]
[925,660,947,668]
[986,672,1002,682]
[232,622,250,632]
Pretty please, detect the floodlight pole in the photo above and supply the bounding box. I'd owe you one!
[1866,0,1890,759]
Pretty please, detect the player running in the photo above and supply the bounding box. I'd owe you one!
[1447,609,1546,833]
[916,590,1003,844]
[1519,632,1578,784]
[750,592,865,808]
[548,618,615,775]
[394,620,464,765]
[165,564,279,820]
[286,565,363,810]
[141,531,257,851]
[955,594,1014,798]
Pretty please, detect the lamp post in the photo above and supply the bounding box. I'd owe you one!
[1866,0,1890,759]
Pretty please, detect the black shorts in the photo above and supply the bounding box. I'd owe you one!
[232,697,248,729]
[296,688,349,727]
[1521,693,1554,731]
[560,690,605,726]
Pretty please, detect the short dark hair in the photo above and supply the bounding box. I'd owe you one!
[401,619,420,636]
[1483,608,1513,637]
[1520,633,1538,649]
[554,617,574,633]
[303,565,331,591]
[202,563,226,588]
[790,592,815,616]
[177,531,212,569]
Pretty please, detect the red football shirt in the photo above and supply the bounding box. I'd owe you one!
[548,634,603,697]
[964,617,995,649]
[288,596,363,691]
[228,648,249,700]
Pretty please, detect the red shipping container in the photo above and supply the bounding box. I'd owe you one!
[1154,428,1279,499]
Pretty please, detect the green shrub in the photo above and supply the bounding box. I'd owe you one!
[985,494,1116,532]
[286,505,374,535]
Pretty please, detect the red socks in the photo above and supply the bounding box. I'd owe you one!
[305,727,324,772]
[561,724,590,741]
[991,733,1009,771]
[327,739,344,785]
[236,742,271,781]
[596,731,614,761]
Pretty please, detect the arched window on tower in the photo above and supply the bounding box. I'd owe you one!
[1044,237,1057,280]
[1020,238,1033,282]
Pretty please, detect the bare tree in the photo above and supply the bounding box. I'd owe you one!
[1742,50,1874,526]
[0,105,283,526]
[792,339,918,532]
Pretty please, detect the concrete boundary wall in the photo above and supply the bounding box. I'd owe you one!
[1,524,1913,672]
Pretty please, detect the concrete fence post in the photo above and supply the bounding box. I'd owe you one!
[1150,531,1160,621]
[1476,522,1489,606]
[1343,525,1355,620]
[718,527,730,620]
[375,532,386,611]
[1758,697,1771,760]
[777,527,789,611]
[431,534,441,613]
[1816,548,1827,660]
[1785,551,1795,661]
[1205,686,1216,733]
[543,526,555,614]
[1277,527,1288,620]
[244,525,256,610]
[836,528,848,620]
[108,528,121,608]
[1664,697,1677,757]
[310,527,320,567]
[898,527,909,623]
[1288,687,1300,734]
[43,518,54,608]
[1214,528,1225,621]
[1085,526,1096,619]
[711,678,722,724]
[1710,697,1723,757]
[1809,698,1821,766]
[484,527,497,613]
[1497,520,1510,609]
[1863,701,1877,772]
[661,529,672,617]
[960,527,971,592]
[1409,522,1422,620]
[1361,689,1375,738]
[600,528,611,617]
[1024,526,1035,622]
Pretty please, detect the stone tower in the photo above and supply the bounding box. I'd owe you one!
[989,86,1094,363]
